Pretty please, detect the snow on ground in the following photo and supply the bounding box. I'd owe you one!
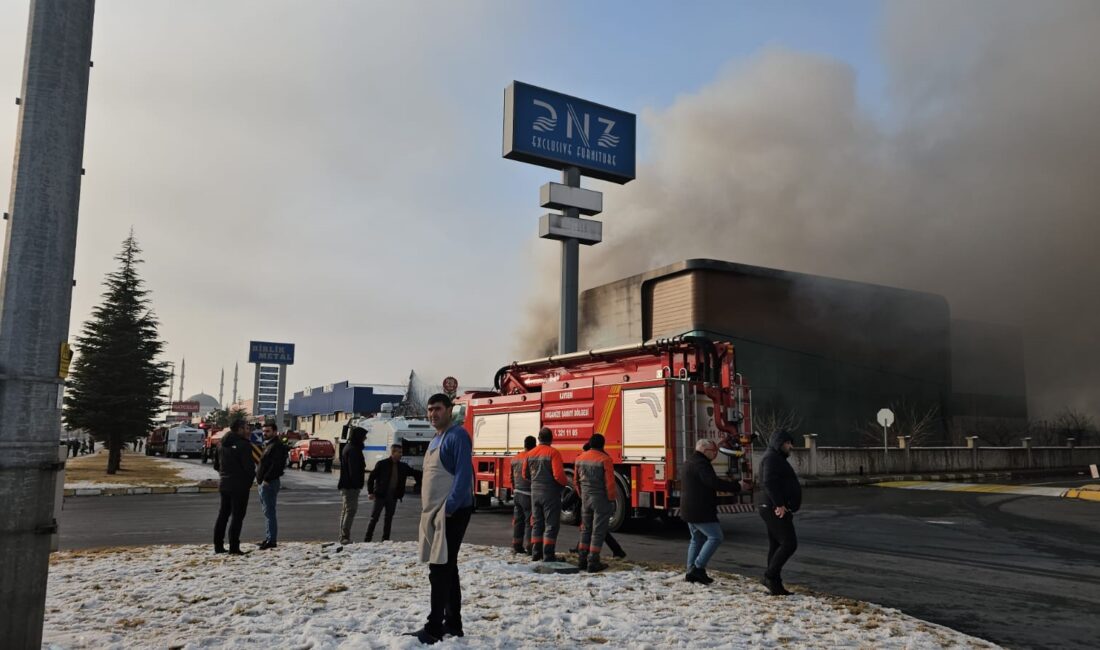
[43,542,999,649]
[157,456,220,483]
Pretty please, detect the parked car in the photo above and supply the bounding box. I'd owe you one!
[289,438,335,472]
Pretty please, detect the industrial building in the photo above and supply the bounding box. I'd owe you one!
[288,381,407,441]
[577,259,1026,444]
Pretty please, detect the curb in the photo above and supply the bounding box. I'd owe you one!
[801,468,1088,488]
[63,484,220,497]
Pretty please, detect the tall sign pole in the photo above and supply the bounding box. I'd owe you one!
[503,81,636,354]
[0,1,95,646]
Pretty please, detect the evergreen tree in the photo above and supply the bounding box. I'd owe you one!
[64,232,170,474]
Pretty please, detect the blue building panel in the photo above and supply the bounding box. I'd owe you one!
[288,381,406,417]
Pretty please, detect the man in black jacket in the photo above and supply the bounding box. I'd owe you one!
[213,419,256,555]
[365,444,423,542]
[759,429,802,596]
[681,438,746,585]
[337,427,367,544]
[255,422,289,550]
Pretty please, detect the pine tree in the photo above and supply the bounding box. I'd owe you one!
[64,232,170,474]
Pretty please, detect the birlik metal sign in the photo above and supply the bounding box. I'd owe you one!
[503,81,636,184]
[248,341,295,365]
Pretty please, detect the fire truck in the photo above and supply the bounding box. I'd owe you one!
[458,337,754,531]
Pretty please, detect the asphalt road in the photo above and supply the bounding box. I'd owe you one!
[58,463,1100,650]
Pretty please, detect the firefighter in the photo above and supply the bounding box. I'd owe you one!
[573,433,616,572]
[522,427,568,562]
[511,435,537,554]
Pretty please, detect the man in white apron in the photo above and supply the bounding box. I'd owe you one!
[409,393,474,645]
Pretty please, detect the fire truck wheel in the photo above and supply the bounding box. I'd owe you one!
[560,469,580,526]
[608,473,630,532]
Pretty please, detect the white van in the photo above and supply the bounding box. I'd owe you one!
[166,426,205,458]
[341,404,436,471]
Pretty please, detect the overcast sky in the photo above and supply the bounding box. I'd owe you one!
[2,1,1096,418]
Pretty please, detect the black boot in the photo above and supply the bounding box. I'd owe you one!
[513,543,526,554]
[214,544,226,554]
[543,544,557,562]
[685,566,712,584]
[587,553,608,573]
[576,551,589,570]
[763,575,792,596]
[530,542,543,562]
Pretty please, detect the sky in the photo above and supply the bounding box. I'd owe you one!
[1,1,1096,418]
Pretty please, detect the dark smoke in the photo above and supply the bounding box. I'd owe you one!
[520,0,1100,418]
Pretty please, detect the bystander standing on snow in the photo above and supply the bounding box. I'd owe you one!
[255,422,288,550]
[213,419,255,555]
[409,393,474,645]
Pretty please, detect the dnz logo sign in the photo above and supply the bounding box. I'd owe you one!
[504,81,636,184]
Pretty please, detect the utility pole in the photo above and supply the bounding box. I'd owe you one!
[0,1,95,647]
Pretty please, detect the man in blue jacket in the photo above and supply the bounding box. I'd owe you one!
[759,430,802,596]
[410,393,473,645]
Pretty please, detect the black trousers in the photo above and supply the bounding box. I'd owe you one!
[366,495,398,541]
[426,506,473,635]
[760,506,798,581]
[214,489,250,549]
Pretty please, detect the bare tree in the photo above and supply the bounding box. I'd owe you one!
[858,399,941,447]
[753,408,803,448]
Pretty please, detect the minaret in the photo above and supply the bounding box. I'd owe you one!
[218,368,225,408]
[232,362,239,405]
[178,358,186,402]
[167,364,175,408]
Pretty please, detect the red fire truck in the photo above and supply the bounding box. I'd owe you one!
[458,337,755,531]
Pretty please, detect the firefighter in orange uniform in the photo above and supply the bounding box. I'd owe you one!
[522,427,568,562]
[510,435,538,554]
[573,433,617,572]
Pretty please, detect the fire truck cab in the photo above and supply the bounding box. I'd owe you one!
[459,337,754,531]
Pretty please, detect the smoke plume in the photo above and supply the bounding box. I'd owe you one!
[520,0,1100,418]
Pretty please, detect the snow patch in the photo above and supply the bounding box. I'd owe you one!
[43,542,1000,649]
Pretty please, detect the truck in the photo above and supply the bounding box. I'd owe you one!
[166,426,205,458]
[341,404,437,472]
[146,426,168,456]
[460,337,755,531]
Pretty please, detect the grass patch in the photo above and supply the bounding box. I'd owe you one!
[65,449,192,487]
[116,618,145,628]
[323,584,348,595]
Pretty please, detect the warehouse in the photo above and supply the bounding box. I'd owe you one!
[288,381,406,440]
[577,259,1026,444]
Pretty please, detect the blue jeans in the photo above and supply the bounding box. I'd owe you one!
[259,478,280,543]
[686,521,724,570]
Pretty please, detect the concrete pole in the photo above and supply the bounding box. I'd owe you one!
[558,167,581,354]
[252,363,260,417]
[275,364,287,431]
[0,2,95,646]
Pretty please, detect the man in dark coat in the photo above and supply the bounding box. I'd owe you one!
[213,419,256,555]
[681,438,745,584]
[337,427,367,544]
[759,429,802,596]
[255,422,289,549]
[365,443,423,542]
